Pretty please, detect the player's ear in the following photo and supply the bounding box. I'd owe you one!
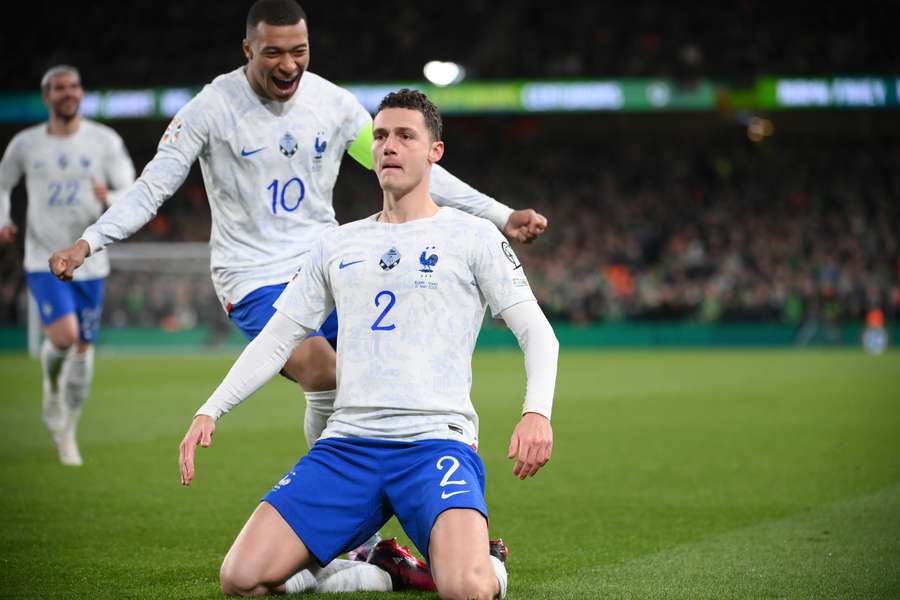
[428,140,444,164]
[242,38,253,62]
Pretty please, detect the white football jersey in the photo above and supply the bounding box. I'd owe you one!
[274,207,536,446]
[0,120,135,279]
[80,68,512,308]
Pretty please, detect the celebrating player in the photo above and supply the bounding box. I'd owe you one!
[48,0,547,464]
[0,65,136,466]
[179,88,558,598]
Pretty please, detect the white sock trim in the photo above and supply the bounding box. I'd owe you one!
[284,569,317,594]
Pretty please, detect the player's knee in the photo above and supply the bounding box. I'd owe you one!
[437,566,496,600]
[219,562,266,597]
[47,328,78,350]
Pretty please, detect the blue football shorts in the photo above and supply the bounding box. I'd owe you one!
[227,282,338,346]
[263,437,488,565]
[26,272,105,343]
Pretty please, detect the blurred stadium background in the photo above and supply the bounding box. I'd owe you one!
[1,2,898,599]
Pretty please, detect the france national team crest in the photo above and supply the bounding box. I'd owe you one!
[313,132,327,158]
[379,247,401,270]
[80,156,91,169]
[312,132,328,171]
[419,246,439,272]
[415,246,439,289]
[279,131,298,157]
[57,153,69,169]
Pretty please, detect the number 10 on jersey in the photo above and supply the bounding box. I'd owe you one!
[268,177,305,214]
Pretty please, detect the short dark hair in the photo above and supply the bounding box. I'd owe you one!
[376,89,443,142]
[246,0,307,36]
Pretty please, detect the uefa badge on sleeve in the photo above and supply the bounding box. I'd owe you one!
[161,117,183,145]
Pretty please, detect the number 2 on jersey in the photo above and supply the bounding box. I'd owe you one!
[371,290,396,331]
[268,177,305,214]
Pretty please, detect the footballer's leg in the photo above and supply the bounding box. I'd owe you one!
[56,278,105,467]
[220,502,316,596]
[429,509,504,600]
[41,313,78,437]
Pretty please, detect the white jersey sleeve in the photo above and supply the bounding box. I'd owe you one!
[0,133,24,229]
[273,237,335,331]
[195,311,312,420]
[500,300,559,419]
[430,164,514,231]
[80,89,213,254]
[470,221,536,317]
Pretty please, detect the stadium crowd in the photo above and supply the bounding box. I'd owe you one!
[4,1,895,89]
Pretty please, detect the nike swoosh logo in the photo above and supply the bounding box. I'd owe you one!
[441,489,471,499]
[339,259,365,269]
[240,147,265,157]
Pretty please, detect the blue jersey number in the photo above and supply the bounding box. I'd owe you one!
[48,181,80,206]
[371,290,397,331]
[268,177,305,214]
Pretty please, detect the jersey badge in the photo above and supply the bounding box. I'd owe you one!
[161,117,183,145]
[313,132,327,158]
[279,131,298,157]
[418,246,439,273]
[57,153,69,169]
[501,241,522,270]
[80,156,91,169]
[379,247,401,270]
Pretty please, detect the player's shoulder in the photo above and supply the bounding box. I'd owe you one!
[193,67,247,112]
[297,71,365,112]
[4,123,45,154]
[330,215,379,239]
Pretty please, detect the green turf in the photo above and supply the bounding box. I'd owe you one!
[0,349,898,599]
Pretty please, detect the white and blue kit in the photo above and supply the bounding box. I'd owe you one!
[0,120,135,340]
[197,207,558,564]
[78,68,514,342]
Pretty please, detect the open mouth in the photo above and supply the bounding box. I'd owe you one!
[271,75,299,93]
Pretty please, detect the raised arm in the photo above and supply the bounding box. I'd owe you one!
[49,92,212,280]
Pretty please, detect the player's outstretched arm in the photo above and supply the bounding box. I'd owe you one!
[499,300,559,479]
[181,311,312,486]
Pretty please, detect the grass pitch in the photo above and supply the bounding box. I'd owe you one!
[0,349,898,599]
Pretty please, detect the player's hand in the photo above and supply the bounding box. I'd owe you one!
[503,209,548,244]
[507,412,553,479]
[48,240,91,281]
[91,177,109,207]
[179,414,216,486]
[0,224,17,244]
